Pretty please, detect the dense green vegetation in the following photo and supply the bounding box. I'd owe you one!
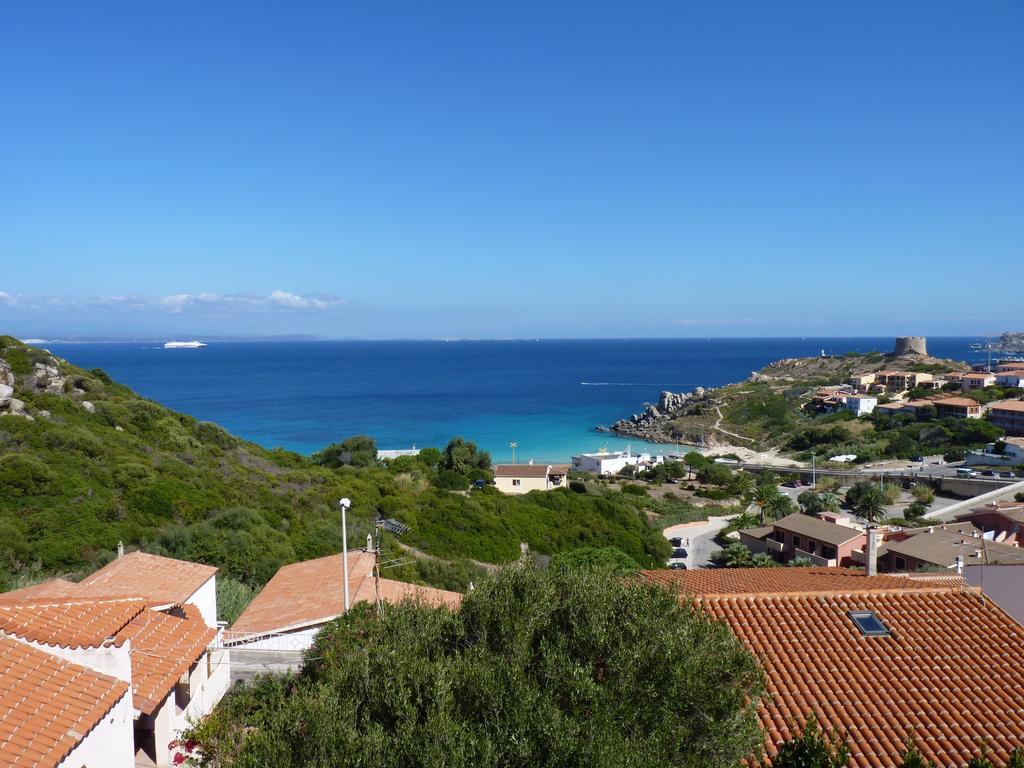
[0,337,670,596]
[182,565,765,768]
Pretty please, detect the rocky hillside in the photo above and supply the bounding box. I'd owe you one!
[611,351,970,449]
[0,336,670,592]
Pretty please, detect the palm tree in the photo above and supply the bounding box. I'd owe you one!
[819,492,842,515]
[751,483,782,525]
[732,473,756,502]
[854,487,886,524]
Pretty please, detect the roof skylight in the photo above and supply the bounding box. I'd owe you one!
[848,610,890,637]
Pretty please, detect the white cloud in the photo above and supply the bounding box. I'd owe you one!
[0,291,344,313]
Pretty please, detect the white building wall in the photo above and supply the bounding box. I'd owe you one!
[58,690,135,768]
[188,576,218,628]
[494,476,549,494]
[20,637,133,684]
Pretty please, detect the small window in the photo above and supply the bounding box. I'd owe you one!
[822,545,836,559]
[808,541,817,555]
[792,535,801,549]
[849,610,890,637]
[894,556,907,571]
[512,479,521,486]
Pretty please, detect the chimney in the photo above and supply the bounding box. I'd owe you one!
[117,541,124,559]
[366,533,373,552]
[866,527,879,577]
[955,555,964,575]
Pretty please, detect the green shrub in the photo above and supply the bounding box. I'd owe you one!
[184,566,764,768]
[433,469,470,490]
[0,454,54,496]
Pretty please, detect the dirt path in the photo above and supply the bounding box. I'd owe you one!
[711,402,755,443]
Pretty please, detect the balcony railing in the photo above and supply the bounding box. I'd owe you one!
[793,547,835,567]
[765,539,784,553]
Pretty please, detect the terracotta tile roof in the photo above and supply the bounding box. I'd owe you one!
[0,635,129,768]
[702,588,1024,768]
[962,372,996,379]
[115,606,216,715]
[78,551,217,604]
[493,463,571,478]
[0,597,145,648]
[231,552,462,636]
[645,568,1024,766]
[0,579,79,602]
[638,567,928,597]
[934,397,982,408]
[772,513,866,547]
[991,400,1024,413]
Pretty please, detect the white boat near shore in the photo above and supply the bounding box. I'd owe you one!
[163,340,207,349]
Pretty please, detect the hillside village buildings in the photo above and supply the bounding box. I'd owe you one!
[989,400,1024,436]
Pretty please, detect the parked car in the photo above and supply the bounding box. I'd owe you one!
[998,471,1015,479]
[956,468,978,478]
[672,547,688,559]
[668,537,682,547]
[669,562,688,570]
[981,470,996,477]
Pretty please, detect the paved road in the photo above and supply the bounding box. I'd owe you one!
[663,516,733,568]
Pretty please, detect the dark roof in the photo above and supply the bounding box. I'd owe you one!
[882,527,1024,568]
[772,513,865,547]
[738,525,775,541]
[493,464,570,478]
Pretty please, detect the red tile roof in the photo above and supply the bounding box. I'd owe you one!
[115,606,216,715]
[643,568,1024,767]
[0,579,79,602]
[78,551,217,604]
[640,567,927,597]
[0,635,129,768]
[0,597,145,648]
[991,400,1024,413]
[231,552,462,636]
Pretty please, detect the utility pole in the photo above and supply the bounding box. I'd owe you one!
[510,441,518,464]
[339,498,351,612]
[811,452,816,488]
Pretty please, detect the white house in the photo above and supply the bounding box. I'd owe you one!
[842,394,878,416]
[0,551,231,767]
[0,634,135,768]
[572,448,661,475]
[493,463,570,494]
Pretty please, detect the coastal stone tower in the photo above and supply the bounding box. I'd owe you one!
[895,336,927,356]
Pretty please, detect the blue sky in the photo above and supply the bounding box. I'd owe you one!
[1,1,1021,339]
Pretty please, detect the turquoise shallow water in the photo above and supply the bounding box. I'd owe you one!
[47,337,980,462]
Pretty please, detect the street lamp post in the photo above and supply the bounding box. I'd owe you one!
[811,452,816,488]
[339,498,351,612]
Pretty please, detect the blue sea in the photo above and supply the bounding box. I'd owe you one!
[45,338,983,462]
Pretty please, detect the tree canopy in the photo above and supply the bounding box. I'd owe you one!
[183,565,765,768]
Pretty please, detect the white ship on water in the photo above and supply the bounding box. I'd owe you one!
[163,340,207,349]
